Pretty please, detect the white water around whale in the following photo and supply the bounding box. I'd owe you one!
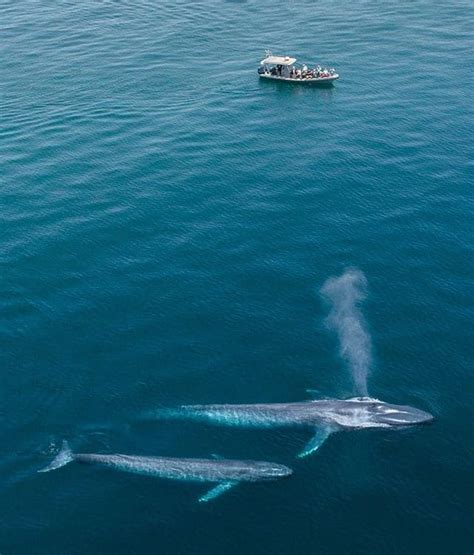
[321,269,372,396]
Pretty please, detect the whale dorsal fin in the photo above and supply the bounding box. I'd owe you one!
[199,481,237,503]
[297,427,333,458]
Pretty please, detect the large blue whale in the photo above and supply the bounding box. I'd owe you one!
[158,396,433,458]
[39,441,292,502]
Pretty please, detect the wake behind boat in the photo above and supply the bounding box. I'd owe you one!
[258,50,339,84]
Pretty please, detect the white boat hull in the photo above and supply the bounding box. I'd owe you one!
[259,73,339,84]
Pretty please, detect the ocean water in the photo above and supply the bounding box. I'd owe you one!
[1,0,472,553]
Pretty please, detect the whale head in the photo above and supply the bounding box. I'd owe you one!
[272,464,293,478]
[259,462,293,479]
[355,398,434,426]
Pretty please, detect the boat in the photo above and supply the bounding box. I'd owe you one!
[258,51,339,84]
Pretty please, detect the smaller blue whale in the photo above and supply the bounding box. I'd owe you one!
[39,441,292,502]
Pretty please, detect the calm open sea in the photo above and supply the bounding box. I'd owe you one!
[1,1,472,553]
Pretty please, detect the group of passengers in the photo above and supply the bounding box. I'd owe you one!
[289,65,330,79]
[260,64,332,79]
[269,64,284,76]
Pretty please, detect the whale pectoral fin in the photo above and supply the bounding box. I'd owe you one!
[211,453,223,460]
[297,428,332,458]
[199,481,237,503]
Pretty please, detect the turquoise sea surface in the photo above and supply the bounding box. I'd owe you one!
[1,1,473,553]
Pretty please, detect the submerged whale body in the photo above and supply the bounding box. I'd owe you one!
[160,397,433,458]
[39,441,292,502]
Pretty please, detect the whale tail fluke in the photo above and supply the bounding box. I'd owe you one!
[38,440,74,473]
